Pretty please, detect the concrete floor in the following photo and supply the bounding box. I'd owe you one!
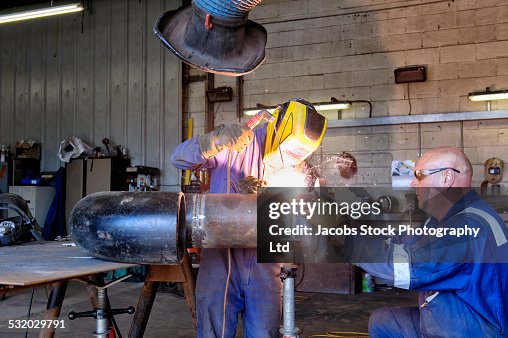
[0,280,418,338]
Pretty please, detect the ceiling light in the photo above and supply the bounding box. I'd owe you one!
[0,3,84,24]
[468,88,508,101]
[314,98,373,119]
[244,98,373,120]
[243,107,276,116]
[314,101,352,112]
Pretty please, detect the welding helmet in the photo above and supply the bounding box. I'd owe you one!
[263,98,327,169]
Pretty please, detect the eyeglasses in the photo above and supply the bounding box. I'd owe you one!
[413,167,461,181]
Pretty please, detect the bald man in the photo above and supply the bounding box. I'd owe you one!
[351,147,508,337]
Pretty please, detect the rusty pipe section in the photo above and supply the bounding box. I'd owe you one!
[69,191,258,264]
[186,193,257,248]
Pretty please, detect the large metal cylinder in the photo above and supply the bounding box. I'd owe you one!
[70,191,186,264]
[186,193,257,248]
[69,191,258,264]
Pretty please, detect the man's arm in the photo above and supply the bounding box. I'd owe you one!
[170,123,253,170]
[170,136,212,170]
[348,222,476,291]
[352,239,472,291]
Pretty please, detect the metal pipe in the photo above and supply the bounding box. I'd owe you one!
[279,266,299,338]
[95,289,109,338]
[186,193,257,248]
[282,277,295,335]
[69,192,258,264]
[70,191,186,265]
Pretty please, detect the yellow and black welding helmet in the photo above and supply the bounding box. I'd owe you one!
[264,98,327,169]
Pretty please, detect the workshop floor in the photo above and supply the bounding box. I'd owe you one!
[0,281,418,338]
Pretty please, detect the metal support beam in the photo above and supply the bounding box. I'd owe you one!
[205,73,215,132]
[128,281,160,338]
[327,110,508,129]
[237,76,243,121]
[39,281,68,338]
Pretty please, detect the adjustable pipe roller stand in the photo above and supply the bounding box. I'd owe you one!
[68,274,135,338]
[280,265,301,338]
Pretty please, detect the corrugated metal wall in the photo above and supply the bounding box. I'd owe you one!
[0,0,182,191]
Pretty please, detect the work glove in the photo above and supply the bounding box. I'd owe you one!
[238,176,267,194]
[198,123,254,159]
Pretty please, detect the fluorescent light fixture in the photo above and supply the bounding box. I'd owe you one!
[244,98,373,119]
[315,98,373,119]
[314,101,352,111]
[0,3,84,24]
[468,89,508,102]
[244,107,276,116]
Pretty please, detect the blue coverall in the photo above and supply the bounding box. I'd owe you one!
[171,126,282,338]
[353,190,508,337]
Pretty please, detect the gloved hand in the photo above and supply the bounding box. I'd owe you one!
[198,123,254,159]
[239,176,267,194]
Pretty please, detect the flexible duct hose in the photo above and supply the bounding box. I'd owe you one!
[194,0,262,19]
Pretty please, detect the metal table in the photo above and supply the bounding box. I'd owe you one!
[0,241,138,337]
[0,240,197,338]
[0,241,138,287]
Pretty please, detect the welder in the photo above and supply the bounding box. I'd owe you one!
[170,98,327,338]
[349,147,508,337]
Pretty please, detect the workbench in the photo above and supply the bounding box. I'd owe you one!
[0,241,197,338]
